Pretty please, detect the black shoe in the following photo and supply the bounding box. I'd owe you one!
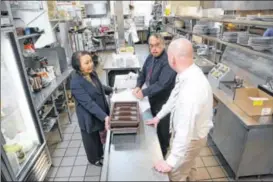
[91,160,103,167]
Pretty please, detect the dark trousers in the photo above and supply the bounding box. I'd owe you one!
[80,130,103,164]
[151,106,171,158]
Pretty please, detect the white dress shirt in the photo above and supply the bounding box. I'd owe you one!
[156,63,213,168]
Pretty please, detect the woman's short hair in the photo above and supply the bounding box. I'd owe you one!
[71,51,92,72]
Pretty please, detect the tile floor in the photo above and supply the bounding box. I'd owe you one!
[44,109,273,182]
[44,45,273,181]
[45,112,102,182]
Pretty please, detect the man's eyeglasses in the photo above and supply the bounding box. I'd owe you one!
[149,43,162,49]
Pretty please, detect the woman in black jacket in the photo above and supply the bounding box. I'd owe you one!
[70,51,111,166]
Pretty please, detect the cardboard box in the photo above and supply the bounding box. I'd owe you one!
[234,88,273,116]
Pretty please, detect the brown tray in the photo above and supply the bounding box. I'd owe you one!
[114,107,137,112]
[111,127,139,134]
[111,122,139,127]
[110,101,140,129]
[113,111,138,116]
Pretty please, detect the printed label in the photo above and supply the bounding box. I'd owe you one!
[261,108,272,116]
[253,100,263,106]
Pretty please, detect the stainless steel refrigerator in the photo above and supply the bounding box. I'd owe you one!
[1,28,52,181]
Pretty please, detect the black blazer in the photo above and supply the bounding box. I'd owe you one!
[70,71,110,133]
[136,50,176,113]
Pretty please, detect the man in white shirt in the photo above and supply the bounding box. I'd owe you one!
[147,38,213,181]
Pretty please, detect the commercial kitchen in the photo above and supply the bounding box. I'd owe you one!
[1,1,273,181]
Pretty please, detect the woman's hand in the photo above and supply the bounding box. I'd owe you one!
[104,116,110,130]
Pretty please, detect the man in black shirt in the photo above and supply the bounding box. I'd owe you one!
[133,33,176,157]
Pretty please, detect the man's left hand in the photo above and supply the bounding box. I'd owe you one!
[154,160,173,173]
[135,90,144,99]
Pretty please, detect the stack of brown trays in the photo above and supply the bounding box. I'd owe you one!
[110,102,140,134]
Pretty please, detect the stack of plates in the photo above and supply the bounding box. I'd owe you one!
[208,27,220,35]
[246,15,261,21]
[219,15,237,19]
[222,32,238,43]
[193,24,209,34]
[248,37,273,51]
[260,15,273,22]
[237,33,249,45]
[247,15,273,22]
[235,17,247,21]
[237,33,259,46]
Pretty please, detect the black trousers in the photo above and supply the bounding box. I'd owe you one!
[80,130,103,164]
[151,107,171,158]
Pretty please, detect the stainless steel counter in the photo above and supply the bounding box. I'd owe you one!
[32,68,74,110]
[103,53,141,86]
[212,86,273,129]
[211,85,273,179]
[100,109,169,181]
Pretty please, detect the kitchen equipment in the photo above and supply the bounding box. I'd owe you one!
[194,57,215,74]
[208,63,236,88]
[248,37,273,51]
[197,45,209,56]
[237,32,251,46]
[31,76,43,92]
[36,46,67,76]
[134,16,145,28]
[208,27,220,35]
[221,32,240,43]
[1,16,11,27]
[1,26,50,182]
[3,144,26,164]
[174,20,184,28]
[24,27,44,35]
[85,2,108,17]
[193,24,209,34]
[219,78,244,99]
[258,77,273,97]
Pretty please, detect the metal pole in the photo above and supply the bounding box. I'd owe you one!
[115,1,125,48]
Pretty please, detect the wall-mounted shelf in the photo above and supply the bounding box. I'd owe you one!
[11,8,43,12]
[17,33,42,40]
[50,19,73,22]
[191,33,273,60]
[0,26,14,32]
[163,16,273,27]
[163,15,200,20]
[163,16,273,60]
[200,17,273,27]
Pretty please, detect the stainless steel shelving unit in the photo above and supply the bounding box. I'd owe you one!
[3,0,73,139]
[163,15,273,60]
[200,17,273,27]
[163,15,273,27]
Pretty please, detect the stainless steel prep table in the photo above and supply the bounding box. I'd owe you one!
[211,86,273,179]
[103,54,141,86]
[100,109,169,181]
[101,74,169,181]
